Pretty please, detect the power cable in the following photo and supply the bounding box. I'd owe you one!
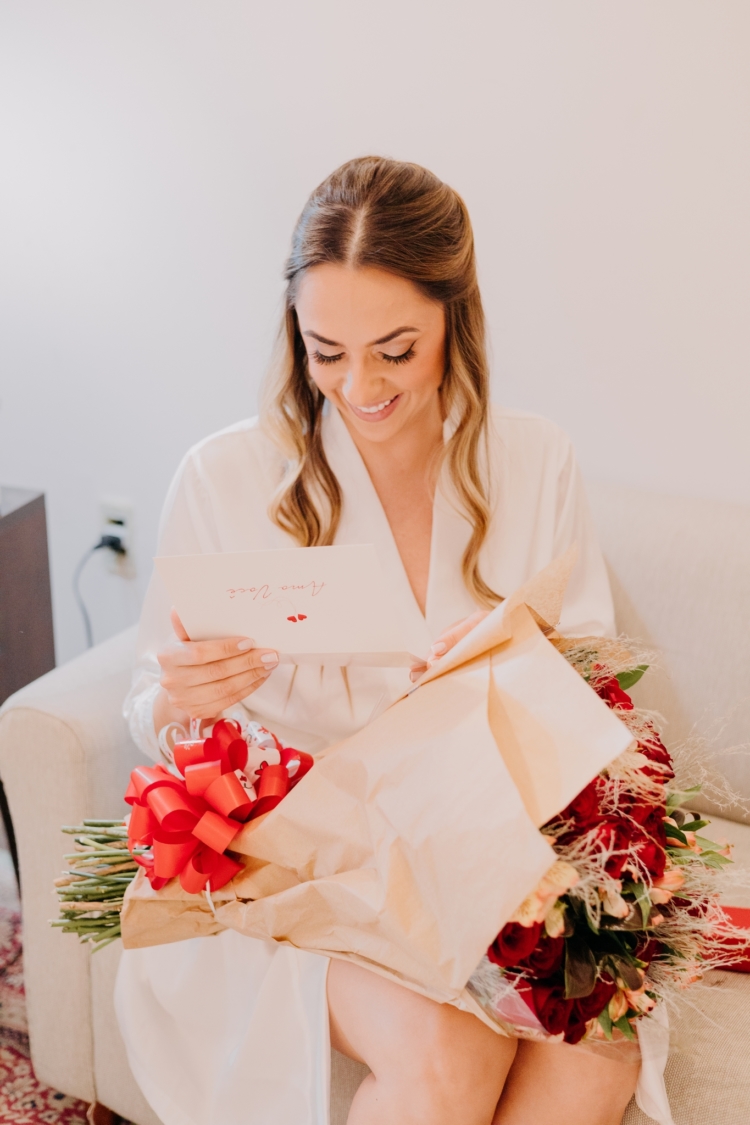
[72,534,126,649]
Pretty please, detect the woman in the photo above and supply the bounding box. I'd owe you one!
[117,157,657,1125]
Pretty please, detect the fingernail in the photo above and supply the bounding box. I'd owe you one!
[237,639,255,651]
[430,641,447,657]
[261,651,279,667]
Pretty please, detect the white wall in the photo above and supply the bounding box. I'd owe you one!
[1,1,748,665]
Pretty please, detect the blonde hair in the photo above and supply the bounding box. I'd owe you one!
[261,156,499,607]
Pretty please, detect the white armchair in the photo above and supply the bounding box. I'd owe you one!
[1,482,749,1125]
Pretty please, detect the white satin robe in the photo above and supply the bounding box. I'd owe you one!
[115,404,672,1125]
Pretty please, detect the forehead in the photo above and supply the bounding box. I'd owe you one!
[295,264,442,340]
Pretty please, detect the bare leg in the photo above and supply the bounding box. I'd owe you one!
[493,1038,640,1125]
[328,959,517,1125]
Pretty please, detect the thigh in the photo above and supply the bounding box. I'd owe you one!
[494,1038,640,1125]
[328,957,517,1082]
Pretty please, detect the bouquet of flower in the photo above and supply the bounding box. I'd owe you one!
[467,638,744,1046]
[53,547,749,1047]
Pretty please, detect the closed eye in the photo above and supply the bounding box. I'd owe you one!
[312,350,344,365]
[381,346,415,366]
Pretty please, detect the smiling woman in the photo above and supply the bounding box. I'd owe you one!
[117,156,645,1125]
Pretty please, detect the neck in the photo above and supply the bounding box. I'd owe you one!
[338,396,444,485]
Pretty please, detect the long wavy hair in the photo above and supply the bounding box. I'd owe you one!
[261,155,499,607]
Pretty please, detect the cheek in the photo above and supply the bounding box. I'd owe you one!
[305,358,338,396]
[410,338,445,393]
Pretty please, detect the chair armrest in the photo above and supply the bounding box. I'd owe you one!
[0,626,139,1101]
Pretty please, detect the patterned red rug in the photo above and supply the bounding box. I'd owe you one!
[0,905,93,1124]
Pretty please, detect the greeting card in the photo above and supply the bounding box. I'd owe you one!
[155,544,418,665]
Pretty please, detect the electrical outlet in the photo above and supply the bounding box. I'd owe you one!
[100,497,135,577]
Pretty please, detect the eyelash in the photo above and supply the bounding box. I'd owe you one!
[383,346,415,366]
[312,351,343,366]
[312,346,416,367]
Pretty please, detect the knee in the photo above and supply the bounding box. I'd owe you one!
[379,1003,513,1123]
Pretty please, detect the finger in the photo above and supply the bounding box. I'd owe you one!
[167,665,274,715]
[170,608,191,642]
[163,634,260,668]
[427,610,489,663]
[161,648,279,689]
[409,662,428,683]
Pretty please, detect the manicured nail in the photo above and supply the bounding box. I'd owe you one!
[237,639,255,651]
[261,651,279,667]
[430,641,447,657]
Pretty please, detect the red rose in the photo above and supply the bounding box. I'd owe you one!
[635,837,667,879]
[639,733,672,766]
[590,819,633,878]
[517,934,565,978]
[638,734,675,780]
[573,976,617,1022]
[563,1012,589,1044]
[564,978,617,1044]
[625,800,663,828]
[529,983,574,1036]
[635,937,662,964]
[487,921,543,969]
[594,677,634,712]
[559,778,602,831]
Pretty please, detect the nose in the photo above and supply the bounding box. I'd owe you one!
[341,356,388,408]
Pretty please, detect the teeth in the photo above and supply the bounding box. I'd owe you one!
[358,397,395,414]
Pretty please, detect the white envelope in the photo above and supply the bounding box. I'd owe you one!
[155,544,419,665]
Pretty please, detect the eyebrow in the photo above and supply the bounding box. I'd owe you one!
[303,326,418,348]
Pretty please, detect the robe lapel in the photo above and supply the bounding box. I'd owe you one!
[424,417,482,637]
[323,405,433,659]
[425,474,479,638]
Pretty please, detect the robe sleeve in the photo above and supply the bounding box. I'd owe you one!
[554,435,616,638]
[123,450,223,760]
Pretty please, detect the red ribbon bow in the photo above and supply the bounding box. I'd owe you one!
[125,719,313,894]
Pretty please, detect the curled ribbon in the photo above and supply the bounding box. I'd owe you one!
[125,718,313,894]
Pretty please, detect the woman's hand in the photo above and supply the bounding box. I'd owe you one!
[409,609,490,682]
[154,609,280,727]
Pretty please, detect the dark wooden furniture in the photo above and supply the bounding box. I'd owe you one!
[0,486,56,881]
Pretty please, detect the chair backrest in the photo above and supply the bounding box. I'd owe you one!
[587,482,750,821]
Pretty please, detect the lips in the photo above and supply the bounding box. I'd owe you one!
[346,394,401,422]
[358,396,395,414]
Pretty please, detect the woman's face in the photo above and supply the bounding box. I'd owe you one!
[295,264,446,445]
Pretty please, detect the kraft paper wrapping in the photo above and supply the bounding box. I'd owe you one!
[121,550,635,1020]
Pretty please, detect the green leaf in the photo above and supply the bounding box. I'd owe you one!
[666,849,692,864]
[699,852,732,868]
[666,786,702,811]
[614,1016,636,1041]
[564,937,598,999]
[616,666,649,691]
[598,1010,614,1040]
[664,822,688,845]
[583,907,601,935]
[610,955,644,991]
[629,882,652,928]
[683,818,710,832]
